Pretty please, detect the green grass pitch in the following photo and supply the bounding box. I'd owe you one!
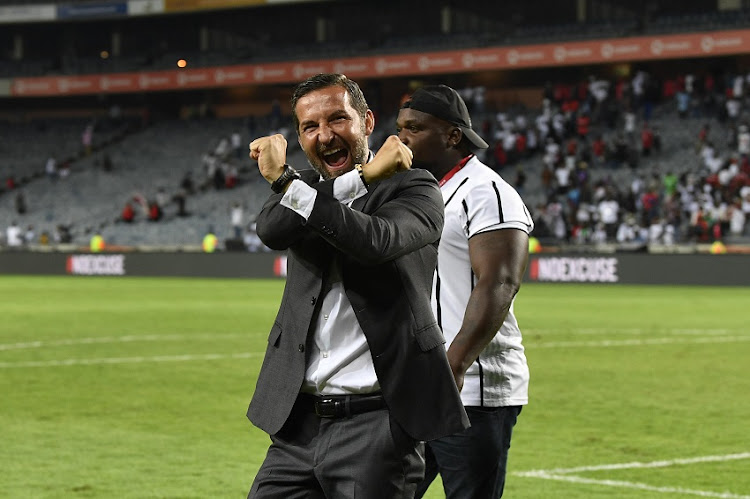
[1,275,749,498]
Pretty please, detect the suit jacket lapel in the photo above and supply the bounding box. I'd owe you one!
[352,150,377,212]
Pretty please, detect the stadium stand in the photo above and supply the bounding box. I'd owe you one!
[4,1,750,77]
[3,72,749,250]
[2,0,750,251]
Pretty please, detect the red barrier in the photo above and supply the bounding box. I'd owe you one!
[11,29,750,97]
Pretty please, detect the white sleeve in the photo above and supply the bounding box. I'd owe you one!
[464,180,534,238]
[279,169,368,220]
[280,179,316,220]
[332,169,368,205]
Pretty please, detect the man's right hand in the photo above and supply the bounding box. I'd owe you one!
[249,134,288,184]
[362,135,413,184]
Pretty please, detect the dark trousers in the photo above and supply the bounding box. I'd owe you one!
[415,405,522,499]
[249,395,425,499]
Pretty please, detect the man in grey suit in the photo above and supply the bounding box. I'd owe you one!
[247,73,469,498]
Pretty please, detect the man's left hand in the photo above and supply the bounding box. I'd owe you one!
[362,135,413,184]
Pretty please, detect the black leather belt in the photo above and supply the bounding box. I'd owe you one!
[299,393,386,419]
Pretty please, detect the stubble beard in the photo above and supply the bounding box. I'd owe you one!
[306,133,370,180]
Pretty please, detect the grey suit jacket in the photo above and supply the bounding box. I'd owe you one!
[247,167,469,441]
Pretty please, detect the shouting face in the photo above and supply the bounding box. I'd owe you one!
[295,85,374,180]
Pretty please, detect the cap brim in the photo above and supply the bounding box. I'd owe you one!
[461,127,489,149]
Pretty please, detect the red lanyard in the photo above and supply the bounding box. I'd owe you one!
[438,155,473,187]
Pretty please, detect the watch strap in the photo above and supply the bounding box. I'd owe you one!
[271,164,301,194]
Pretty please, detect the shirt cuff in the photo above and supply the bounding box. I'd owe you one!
[333,169,368,205]
[280,179,316,220]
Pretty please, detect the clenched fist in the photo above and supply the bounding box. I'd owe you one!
[249,134,288,184]
[361,135,412,185]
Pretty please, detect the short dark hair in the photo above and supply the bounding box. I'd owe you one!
[291,73,369,133]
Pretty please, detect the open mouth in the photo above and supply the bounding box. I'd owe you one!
[321,147,350,171]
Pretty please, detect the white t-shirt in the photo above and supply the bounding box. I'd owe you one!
[433,156,533,407]
[6,224,23,246]
[598,199,620,225]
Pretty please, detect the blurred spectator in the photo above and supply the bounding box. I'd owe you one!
[623,108,636,139]
[591,135,606,166]
[540,164,553,195]
[663,171,678,198]
[591,222,608,243]
[180,171,195,195]
[651,125,662,153]
[15,191,27,215]
[676,89,690,119]
[173,190,189,217]
[225,165,238,189]
[243,222,270,252]
[214,136,230,160]
[231,131,243,160]
[728,200,746,237]
[598,193,620,241]
[54,224,73,244]
[697,123,711,150]
[576,112,591,140]
[726,97,740,127]
[58,160,71,178]
[82,122,94,155]
[202,229,218,253]
[737,125,750,157]
[102,153,114,172]
[641,123,654,156]
[689,206,710,241]
[230,201,244,239]
[6,221,23,247]
[45,156,58,180]
[25,225,35,245]
[213,162,226,190]
[554,162,572,195]
[514,167,527,196]
[121,202,135,223]
[616,215,638,243]
[148,201,162,222]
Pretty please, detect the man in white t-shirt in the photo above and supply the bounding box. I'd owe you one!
[398,85,534,499]
[6,221,23,247]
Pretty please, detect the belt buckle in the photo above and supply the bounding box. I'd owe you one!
[315,398,339,418]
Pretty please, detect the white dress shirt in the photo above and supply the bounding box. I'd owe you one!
[281,169,379,395]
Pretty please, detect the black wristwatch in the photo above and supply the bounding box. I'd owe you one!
[270,164,301,194]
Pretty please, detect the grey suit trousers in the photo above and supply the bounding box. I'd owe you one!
[248,395,425,499]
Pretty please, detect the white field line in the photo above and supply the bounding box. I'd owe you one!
[2,329,737,351]
[533,336,750,348]
[0,333,248,351]
[514,453,750,498]
[2,330,748,368]
[520,452,750,474]
[525,328,741,336]
[0,352,261,368]
[514,472,750,499]
[2,329,748,353]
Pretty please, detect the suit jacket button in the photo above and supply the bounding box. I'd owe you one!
[311,296,316,305]
[298,344,305,352]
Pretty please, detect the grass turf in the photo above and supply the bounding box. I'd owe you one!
[1,276,748,498]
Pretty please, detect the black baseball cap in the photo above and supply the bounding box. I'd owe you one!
[401,85,489,150]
